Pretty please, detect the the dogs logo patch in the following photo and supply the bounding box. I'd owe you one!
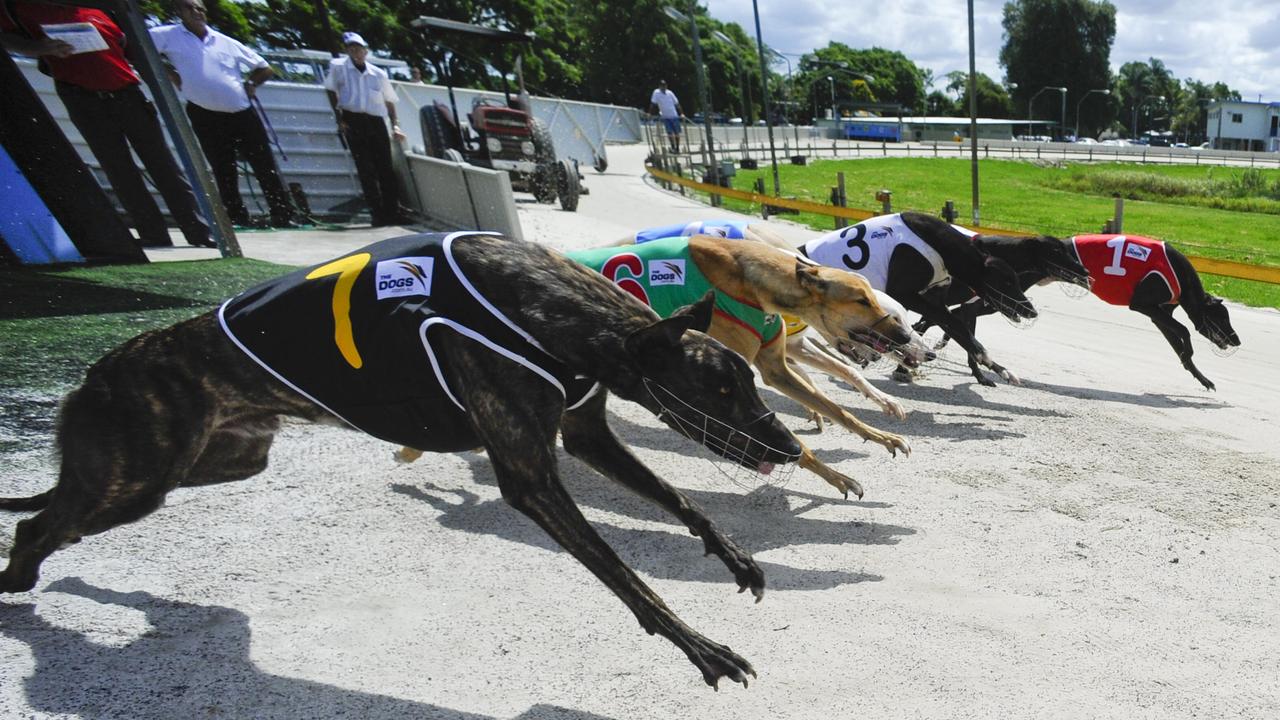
[375,257,434,299]
[649,259,686,286]
[1125,243,1152,262]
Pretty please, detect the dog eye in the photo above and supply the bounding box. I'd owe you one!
[858,298,871,307]
[719,386,731,395]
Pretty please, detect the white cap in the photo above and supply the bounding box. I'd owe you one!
[342,31,367,47]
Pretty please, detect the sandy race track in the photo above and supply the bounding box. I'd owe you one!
[2,144,1278,719]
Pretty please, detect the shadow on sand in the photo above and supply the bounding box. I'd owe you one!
[0,578,615,720]
[391,439,912,593]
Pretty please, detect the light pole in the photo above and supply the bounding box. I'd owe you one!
[967,0,979,224]
[1132,94,1164,141]
[712,30,751,150]
[1074,88,1109,140]
[827,75,835,119]
[1027,85,1066,138]
[752,4,781,194]
[663,5,717,188]
[767,49,800,149]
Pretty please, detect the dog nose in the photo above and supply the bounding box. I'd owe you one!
[924,349,937,362]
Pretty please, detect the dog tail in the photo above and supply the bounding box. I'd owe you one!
[0,490,52,512]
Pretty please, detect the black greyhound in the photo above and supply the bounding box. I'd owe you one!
[0,232,802,689]
[922,234,1241,390]
[914,233,1091,347]
[1072,235,1240,390]
[801,212,1037,386]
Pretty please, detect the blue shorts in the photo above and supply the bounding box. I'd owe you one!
[662,117,681,135]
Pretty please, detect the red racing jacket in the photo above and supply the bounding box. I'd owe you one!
[1072,234,1182,306]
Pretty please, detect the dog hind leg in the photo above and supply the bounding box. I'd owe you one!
[561,391,766,598]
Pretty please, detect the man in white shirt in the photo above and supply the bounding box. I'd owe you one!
[324,31,408,227]
[151,0,295,228]
[648,80,685,152]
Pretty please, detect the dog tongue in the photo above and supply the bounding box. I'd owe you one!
[757,461,775,475]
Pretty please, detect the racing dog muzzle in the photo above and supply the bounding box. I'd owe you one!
[644,378,801,489]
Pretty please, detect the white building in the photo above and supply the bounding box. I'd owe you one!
[1207,100,1280,152]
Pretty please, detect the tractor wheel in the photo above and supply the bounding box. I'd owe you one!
[556,159,581,212]
[530,118,556,165]
[421,104,461,159]
[531,163,558,203]
[593,152,608,174]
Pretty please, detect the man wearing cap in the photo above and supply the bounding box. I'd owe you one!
[0,1,214,248]
[150,0,296,228]
[325,31,408,227]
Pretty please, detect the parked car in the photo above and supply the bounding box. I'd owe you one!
[1074,137,1099,145]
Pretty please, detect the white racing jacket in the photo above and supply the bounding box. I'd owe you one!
[801,213,955,292]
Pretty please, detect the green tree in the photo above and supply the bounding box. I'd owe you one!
[951,72,1015,118]
[1001,0,1116,136]
[794,42,926,121]
[925,90,957,116]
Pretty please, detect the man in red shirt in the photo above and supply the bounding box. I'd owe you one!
[0,2,213,248]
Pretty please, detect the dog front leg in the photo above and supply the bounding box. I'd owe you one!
[755,341,910,457]
[910,299,1010,387]
[1133,305,1215,391]
[562,392,766,597]
[790,336,907,420]
[481,424,755,687]
[797,441,863,499]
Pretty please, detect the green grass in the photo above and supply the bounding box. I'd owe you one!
[0,258,294,397]
[708,158,1280,308]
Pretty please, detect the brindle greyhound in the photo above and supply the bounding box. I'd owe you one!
[0,232,802,689]
[794,212,1038,387]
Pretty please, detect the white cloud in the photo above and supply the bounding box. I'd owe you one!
[704,0,1277,99]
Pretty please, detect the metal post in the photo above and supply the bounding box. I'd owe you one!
[967,0,979,225]
[751,2,780,195]
[118,0,238,256]
[835,171,847,229]
[684,3,717,204]
[1113,196,1124,233]
[1059,88,1066,141]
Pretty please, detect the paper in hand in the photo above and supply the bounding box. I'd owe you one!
[40,23,109,54]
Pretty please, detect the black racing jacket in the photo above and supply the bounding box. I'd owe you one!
[219,232,599,452]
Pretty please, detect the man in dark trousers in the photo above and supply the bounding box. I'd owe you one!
[150,0,295,228]
[0,1,214,248]
[324,31,409,227]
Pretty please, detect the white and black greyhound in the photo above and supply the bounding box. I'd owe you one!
[799,212,1037,387]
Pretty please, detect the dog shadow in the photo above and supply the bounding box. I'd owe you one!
[1016,379,1226,409]
[392,450,911,592]
[0,577,615,720]
[886,380,1072,419]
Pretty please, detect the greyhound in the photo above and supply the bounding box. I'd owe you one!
[913,232,1092,354]
[0,232,804,689]
[797,212,1038,387]
[1068,234,1241,390]
[618,221,935,421]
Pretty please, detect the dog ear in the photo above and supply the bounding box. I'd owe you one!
[624,290,714,356]
[676,289,716,332]
[795,261,829,293]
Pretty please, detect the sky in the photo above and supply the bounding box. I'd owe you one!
[704,0,1279,101]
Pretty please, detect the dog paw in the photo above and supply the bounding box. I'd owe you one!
[871,432,911,458]
[393,447,423,464]
[877,396,907,421]
[999,368,1022,386]
[682,633,757,690]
